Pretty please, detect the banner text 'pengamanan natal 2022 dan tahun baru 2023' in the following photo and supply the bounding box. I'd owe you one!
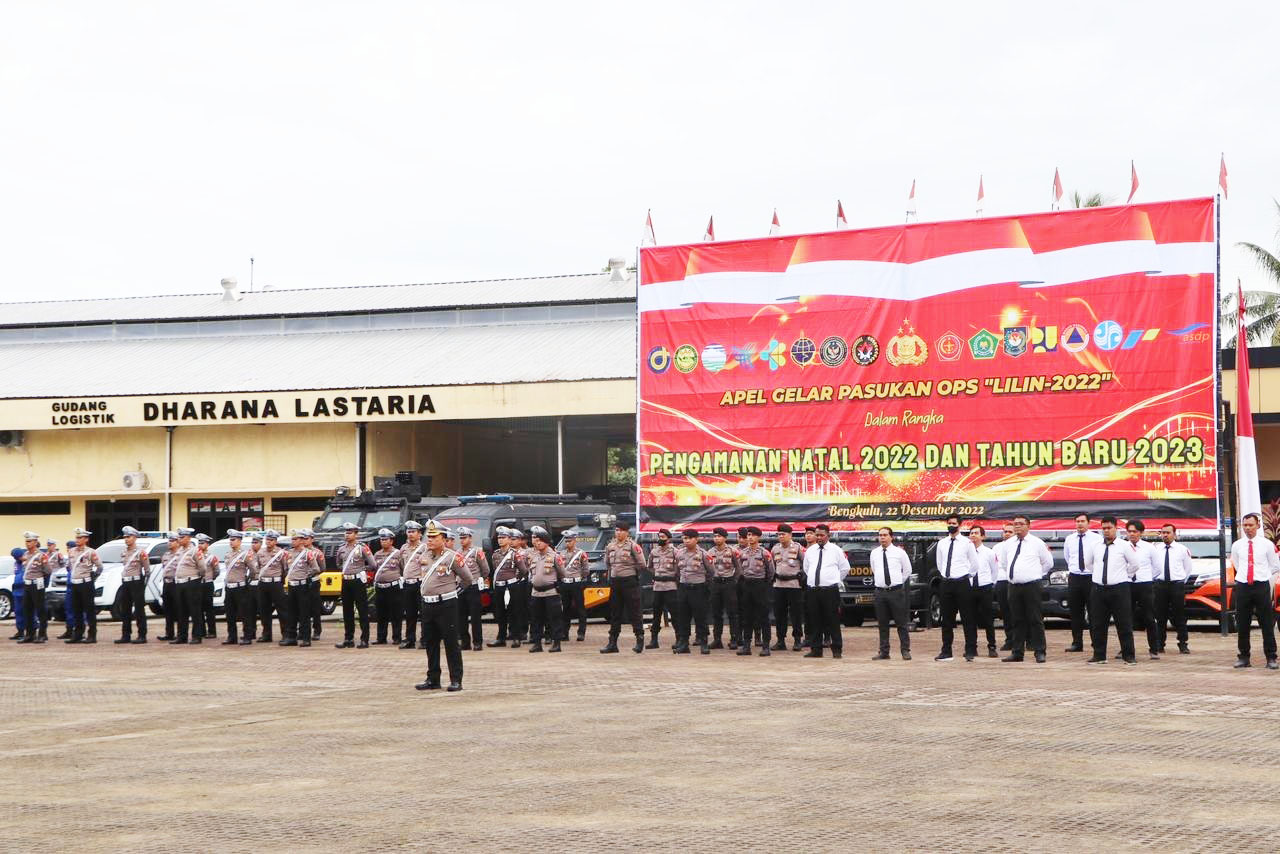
[637,198,1218,532]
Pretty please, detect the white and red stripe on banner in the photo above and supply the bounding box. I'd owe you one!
[1237,281,1261,518]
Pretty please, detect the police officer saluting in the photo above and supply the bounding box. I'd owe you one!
[601,519,646,654]
[559,531,590,642]
[334,522,375,649]
[526,526,567,653]
[115,526,150,644]
[456,527,490,651]
[869,526,912,661]
[414,520,472,692]
[282,530,321,647]
[65,528,103,644]
[255,530,288,643]
[738,526,775,657]
[18,532,50,643]
[770,524,805,652]
[220,530,254,645]
[647,529,677,649]
[673,530,713,654]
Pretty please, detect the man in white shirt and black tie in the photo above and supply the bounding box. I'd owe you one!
[1153,523,1193,655]
[934,514,979,661]
[1062,513,1101,653]
[1125,520,1160,660]
[995,522,1016,651]
[999,514,1053,663]
[802,523,849,659]
[968,526,999,658]
[1087,515,1139,665]
[1229,512,1279,669]
[870,526,912,661]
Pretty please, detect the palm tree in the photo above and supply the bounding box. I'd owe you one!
[1229,199,1280,346]
[1070,191,1110,208]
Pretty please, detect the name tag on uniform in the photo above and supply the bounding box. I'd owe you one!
[33,578,44,590]
[477,580,488,590]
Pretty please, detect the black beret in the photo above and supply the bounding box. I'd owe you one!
[657,528,672,538]
[712,527,728,537]
[681,530,699,538]
[776,523,792,534]
[615,519,632,530]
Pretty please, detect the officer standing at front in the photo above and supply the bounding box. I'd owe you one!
[968,526,998,658]
[770,524,805,652]
[738,526,775,657]
[115,526,150,644]
[1154,523,1192,655]
[803,524,848,658]
[414,520,472,692]
[18,532,50,643]
[998,515,1053,663]
[1229,512,1279,669]
[157,532,180,641]
[398,520,428,650]
[1125,520,1160,660]
[707,527,741,650]
[646,529,677,649]
[935,514,979,662]
[65,528,103,644]
[673,530,713,654]
[1087,516,1139,665]
[171,527,207,644]
[335,522,375,649]
[559,531,590,642]
[282,530,321,646]
[370,528,403,645]
[220,530,253,646]
[870,526,912,661]
[526,526,567,653]
[1063,513,1101,653]
[255,531,288,643]
[455,527,490,651]
[600,519,646,654]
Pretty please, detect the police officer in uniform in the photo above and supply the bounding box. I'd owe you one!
[600,519,646,654]
[282,530,321,647]
[255,530,288,643]
[770,524,805,652]
[115,526,150,644]
[738,526,775,656]
[196,533,219,639]
[673,530,713,654]
[398,520,429,649]
[304,529,325,638]
[18,532,50,643]
[559,531,590,641]
[646,529,677,649]
[171,527,207,644]
[220,530,254,645]
[414,520,472,692]
[526,526,567,653]
[455,527,490,651]
[335,522,375,649]
[486,527,518,646]
[508,528,532,647]
[156,532,180,640]
[707,527,742,650]
[370,528,403,645]
[239,531,263,644]
[65,528,103,644]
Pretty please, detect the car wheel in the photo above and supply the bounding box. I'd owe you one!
[917,591,942,628]
[320,598,338,616]
[0,591,12,620]
[842,610,865,627]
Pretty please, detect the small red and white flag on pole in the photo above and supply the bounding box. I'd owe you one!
[1052,167,1064,209]
[1237,279,1261,517]
[836,200,847,229]
[1127,160,1140,204]
[703,216,715,242]
[1219,153,1229,199]
[769,209,781,236]
[976,175,985,216]
[642,209,656,246]
[906,179,917,220]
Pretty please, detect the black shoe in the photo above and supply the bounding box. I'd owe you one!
[65,637,81,644]
[398,641,414,650]
[56,631,71,640]
[84,635,97,644]
[632,639,644,654]
[222,638,238,645]
[934,652,953,661]
[257,637,273,643]
[727,640,738,650]
[673,642,689,654]
[156,635,174,641]
[170,638,188,645]
[280,639,297,646]
[528,642,543,653]
[1034,652,1046,663]
[356,641,369,649]
[576,633,586,642]
[16,636,31,644]
[335,641,352,649]
[700,642,710,655]
[771,640,787,651]
[987,646,998,658]
[1001,655,1024,662]
[963,653,975,662]
[190,638,201,644]
[1149,652,1160,660]
[600,641,619,654]
[114,638,131,644]
[1064,644,1083,653]
[872,653,890,660]
[1113,652,1124,660]
[803,650,823,658]
[299,640,311,647]
[792,639,803,652]
[372,639,389,646]
[831,650,842,659]
[1087,656,1106,664]
[238,638,253,645]
[1123,657,1136,665]
[313,626,321,638]
[737,645,752,656]
[9,632,23,640]
[901,651,912,661]
[1234,658,1251,668]
[759,646,771,657]
[447,682,463,692]
[511,640,521,649]
[645,637,659,649]
[709,639,723,650]
[549,641,561,652]
[1268,660,1279,670]
[459,642,472,651]
[415,680,441,691]
[999,641,1012,651]
[1179,644,1190,654]
[486,640,506,647]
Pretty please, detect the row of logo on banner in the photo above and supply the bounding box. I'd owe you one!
[646,320,1208,374]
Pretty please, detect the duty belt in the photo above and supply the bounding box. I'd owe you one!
[225,581,247,589]
[122,575,144,582]
[70,577,94,584]
[287,579,312,587]
[342,574,363,580]
[260,577,283,583]
[531,583,556,592]
[175,577,199,583]
[561,577,583,583]
[375,581,398,588]
[422,590,459,603]
[494,578,517,587]
[654,576,677,582]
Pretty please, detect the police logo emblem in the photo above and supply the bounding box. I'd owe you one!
[790,336,817,367]
[852,335,879,366]
[969,329,999,360]
[936,332,962,362]
[1002,326,1028,357]
[673,345,699,373]
[1062,323,1088,353]
[886,320,928,366]
[819,336,848,367]
[646,345,672,373]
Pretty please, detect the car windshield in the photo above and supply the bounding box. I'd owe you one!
[316,511,363,530]
[209,541,233,561]
[1184,540,1220,558]
[364,510,403,528]
[96,542,127,563]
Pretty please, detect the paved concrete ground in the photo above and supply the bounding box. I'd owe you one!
[2,619,1278,853]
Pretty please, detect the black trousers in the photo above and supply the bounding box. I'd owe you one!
[374,584,402,642]
[70,582,96,639]
[177,580,203,641]
[1007,580,1045,656]
[529,593,563,644]
[202,581,217,637]
[224,586,246,641]
[1089,583,1135,659]
[239,583,258,640]
[340,578,370,642]
[22,583,46,637]
[507,581,530,641]
[288,581,315,642]
[1130,581,1159,654]
[804,585,842,654]
[973,583,996,649]
[773,586,804,641]
[162,580,178,637]
[1153,579,1188,649]
[421,599,463,685]
[608,575,643,639]
[874,585,911,655]
[676,583,709,643]
[995,580,1013,644]
[401,580,422,644]
[119,578,147,639]
[458,586,484,646]
[257,581,288,639]
[1235,580,1278,660]
[938,576,977,656]
[740,578,772,647]
[311,580,323,634]
[709,578,739,643]
[491,582,514,641]
[1066,573,1092,646]
[650,588,676,637]
[559,582,586,638]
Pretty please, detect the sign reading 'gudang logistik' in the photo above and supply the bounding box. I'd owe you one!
[637,198,1220,531]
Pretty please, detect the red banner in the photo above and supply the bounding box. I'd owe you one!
[637,199,1219,531]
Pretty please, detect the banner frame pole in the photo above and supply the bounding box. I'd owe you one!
[1214,194,1229,637]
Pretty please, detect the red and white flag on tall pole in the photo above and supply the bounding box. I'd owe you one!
[642,209,656,246]
[1052,167,1064,209]
[976,175,985,216]
[703,216,715,242]
[1127,160,1140,204]
[836,200,847,229]
[906,179,917,221]
[769,209,781,236]
[1219,153,1229,199]
[1237,279,1262,518]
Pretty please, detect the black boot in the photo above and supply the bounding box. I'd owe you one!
[528,641,543,653]
[737,642,752,656]
[645,631,660,650]
[673,640,690,654]
[114,637,131,644]
[700,640,711,654]
[600,637,620,654]
[632,635,644,653]
[709,637,723,650]
[549,639,562,652]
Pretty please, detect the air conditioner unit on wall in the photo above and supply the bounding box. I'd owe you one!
[0,430,24,447]
[121,471,150,490]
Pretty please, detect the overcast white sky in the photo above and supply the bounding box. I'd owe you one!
[2,1,1278,302]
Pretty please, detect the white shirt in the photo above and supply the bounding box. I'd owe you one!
[1064,530,1102,575]
[972,544,997,586]
[1089,539,1137,586]
[1229,535,1279,583]
[935,534,978,579]
[1155,541,1194,582]
[999,534,1053,583]
[803,541,850,588]
[992,537,1015,582]
[869,544,911,588]
[1127,538,1157,583]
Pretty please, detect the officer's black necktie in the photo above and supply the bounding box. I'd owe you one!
[882,549,891,587]
[1163,544,1171,582]
[1078,533,1085,572]
[1102,544,1109,585]
[945,538,954,578]
[1008,539,1022,579]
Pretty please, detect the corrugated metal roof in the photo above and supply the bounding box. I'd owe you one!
[0,317,637,398]
[0,271,636,328]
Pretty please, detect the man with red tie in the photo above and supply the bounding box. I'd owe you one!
[1229,513,1278,669]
